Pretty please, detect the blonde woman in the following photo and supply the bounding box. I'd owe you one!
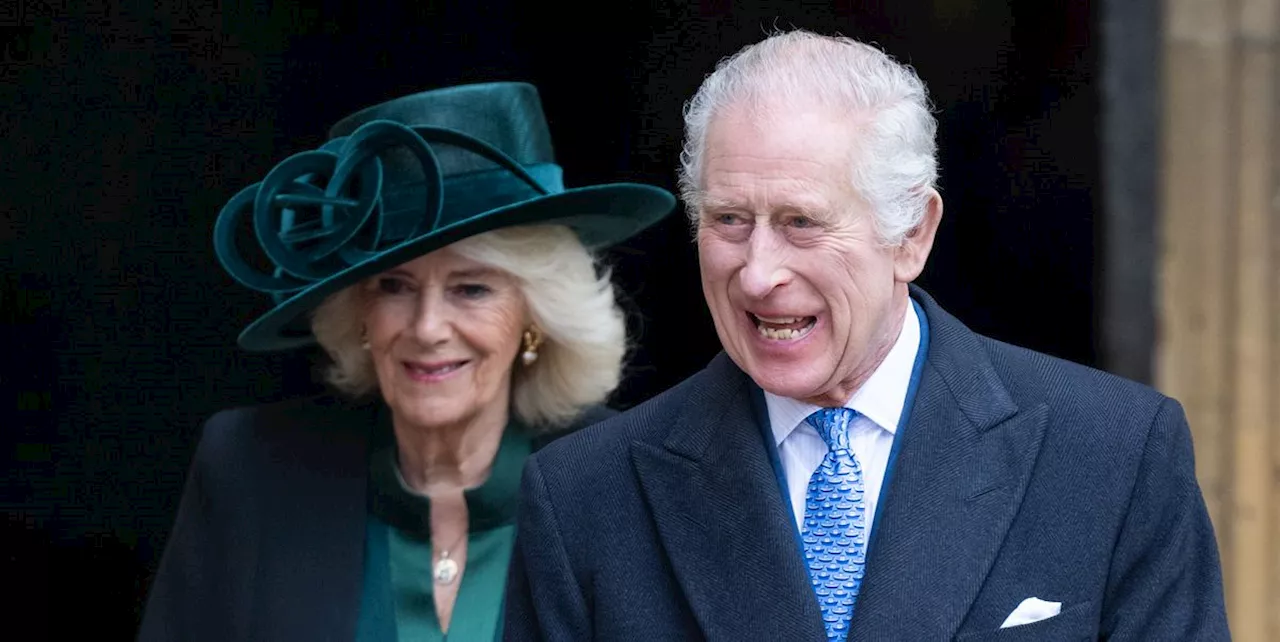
[138,82,675,642]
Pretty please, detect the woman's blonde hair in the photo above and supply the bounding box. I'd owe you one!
[310,224,628,430]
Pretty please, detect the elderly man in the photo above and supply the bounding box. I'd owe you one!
[504,30,1229,641]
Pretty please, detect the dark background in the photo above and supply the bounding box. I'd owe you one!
[1,0,1099,638]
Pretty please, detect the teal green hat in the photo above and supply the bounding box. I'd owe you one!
[214,82,676,351]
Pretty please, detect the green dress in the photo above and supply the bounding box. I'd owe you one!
[354,417,532,642]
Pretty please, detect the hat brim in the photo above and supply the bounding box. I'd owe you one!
[236,182,677,351]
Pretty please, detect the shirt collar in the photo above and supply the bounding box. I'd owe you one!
[764,300,921,444]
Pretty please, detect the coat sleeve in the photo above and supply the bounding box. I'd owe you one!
[136,410,253,642]
[502,454,591,641]
[1100,398,1231,640]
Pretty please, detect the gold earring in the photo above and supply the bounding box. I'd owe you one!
[521,326,543,366]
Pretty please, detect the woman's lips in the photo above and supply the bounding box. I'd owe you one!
[402,359,469,383]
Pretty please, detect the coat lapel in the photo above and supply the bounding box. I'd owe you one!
[251,397,374,642]
[631,354,826,641]
[849,292,1049,640]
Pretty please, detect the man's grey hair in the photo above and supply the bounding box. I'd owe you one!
[310,224,627,430]
[678,29,939,245]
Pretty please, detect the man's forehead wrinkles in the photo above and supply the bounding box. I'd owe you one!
[706,151,829,166]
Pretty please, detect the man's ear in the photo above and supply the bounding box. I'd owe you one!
[894,188,942,283]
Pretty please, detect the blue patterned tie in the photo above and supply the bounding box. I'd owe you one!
[802,407,867,642]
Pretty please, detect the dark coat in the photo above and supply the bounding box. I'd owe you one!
[503,288,1230,641]
[138,394,611,642]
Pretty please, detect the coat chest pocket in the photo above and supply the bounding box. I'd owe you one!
[953,600,1098,641]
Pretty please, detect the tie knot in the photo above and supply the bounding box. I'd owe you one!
[806,407,858,451]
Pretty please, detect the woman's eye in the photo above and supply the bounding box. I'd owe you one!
[717,213,742,225]
[376,277,408,294]
[789,216,816,228]
[455,284,492,299]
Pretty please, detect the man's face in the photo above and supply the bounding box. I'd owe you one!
[695,102,938,406]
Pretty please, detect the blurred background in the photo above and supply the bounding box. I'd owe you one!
[0,0,1275,639]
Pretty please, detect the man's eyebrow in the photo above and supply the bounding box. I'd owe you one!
[699,195,745,211]
[700,196,831,220]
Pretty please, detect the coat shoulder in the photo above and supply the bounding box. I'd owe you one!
[530,403,620,452]
[527,364,713,486]
[192,393,372,481]
[200,391,358,438]
[982,336,1167,411]
[978,335,1176,455]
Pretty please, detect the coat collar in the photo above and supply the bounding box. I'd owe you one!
[631,287,1047,640]
[251,396,611,640]
[848,286,1048,639]
[248,394,375,642]
[631,352,827,640]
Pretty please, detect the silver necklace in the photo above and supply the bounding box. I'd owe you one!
[433,531,467,585]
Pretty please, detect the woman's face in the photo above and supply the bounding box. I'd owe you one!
[362,246,527,433]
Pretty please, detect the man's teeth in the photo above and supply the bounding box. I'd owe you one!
[758,326,805,340]
[754,317,816,340]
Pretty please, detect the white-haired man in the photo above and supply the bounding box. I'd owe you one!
[504,30,1229,641]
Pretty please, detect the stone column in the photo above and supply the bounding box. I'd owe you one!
[1158,0,1279,639]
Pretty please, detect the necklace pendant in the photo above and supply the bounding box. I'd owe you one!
[433,552,460,585]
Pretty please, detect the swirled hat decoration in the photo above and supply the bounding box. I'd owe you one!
[213,82,676,351]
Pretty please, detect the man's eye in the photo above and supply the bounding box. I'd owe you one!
[716,213,743,225]
[789,216,816,228]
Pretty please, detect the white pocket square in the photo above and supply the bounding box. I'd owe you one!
[999,597,1062,629]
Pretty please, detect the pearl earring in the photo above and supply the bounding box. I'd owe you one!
[360,328,370,351]
[521,326,543,366]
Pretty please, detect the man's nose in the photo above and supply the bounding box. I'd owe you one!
[738,226,791,299]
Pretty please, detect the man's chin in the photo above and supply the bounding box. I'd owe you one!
[745,369,822,402]
[724,343,826,397]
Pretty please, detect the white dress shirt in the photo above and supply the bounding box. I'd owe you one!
[764,302,921,534]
